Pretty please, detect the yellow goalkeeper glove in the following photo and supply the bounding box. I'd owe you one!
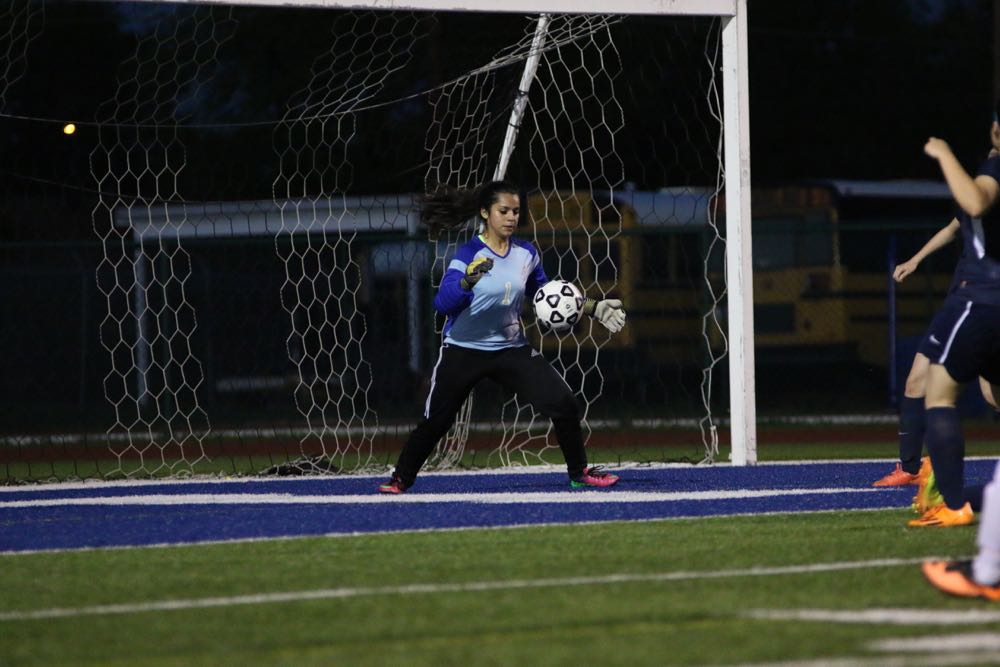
[460,256,494,291]
[584,298,626,334]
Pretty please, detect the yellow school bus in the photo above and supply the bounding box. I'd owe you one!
[526,181,956,368]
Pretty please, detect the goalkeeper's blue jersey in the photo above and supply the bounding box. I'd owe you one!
[434,235,548,351]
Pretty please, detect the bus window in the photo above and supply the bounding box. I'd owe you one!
[753,219,797,269]
[752,215,835,270]
[638,232,703,288]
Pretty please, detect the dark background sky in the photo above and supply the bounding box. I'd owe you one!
[1,0,997,227]
[749,0,994,182]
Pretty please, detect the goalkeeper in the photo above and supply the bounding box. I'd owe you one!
[378,180,626,493]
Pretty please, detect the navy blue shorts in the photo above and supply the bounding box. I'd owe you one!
[932,301,1000,384]
[918,296,970,362]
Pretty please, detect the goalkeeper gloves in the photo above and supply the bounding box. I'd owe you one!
[584,298,626,334]
[460,256,494,291]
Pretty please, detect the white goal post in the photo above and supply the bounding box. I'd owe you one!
[101,0,757,466]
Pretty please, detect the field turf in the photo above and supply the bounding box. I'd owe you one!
[2,455,1000,666]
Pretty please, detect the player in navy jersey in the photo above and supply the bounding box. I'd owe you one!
[378,180,627,493]
[906,115,1000,530]
[922,113,1000,597]
[871,217,960,487]
[872,213,1000,487]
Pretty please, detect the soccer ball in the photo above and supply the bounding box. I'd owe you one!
[533,280,584,333]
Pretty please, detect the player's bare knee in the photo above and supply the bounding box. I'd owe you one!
[903,374,926,398]
[925,364,962,408]
[982,378,1000,410]
[904,354,930,398]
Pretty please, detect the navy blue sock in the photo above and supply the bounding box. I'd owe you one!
[925,407,966,510]
[898,396,925,474]
[964,484,985,513]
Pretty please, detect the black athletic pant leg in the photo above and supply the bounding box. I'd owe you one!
[393,344,488,485]
[490,346,587,478]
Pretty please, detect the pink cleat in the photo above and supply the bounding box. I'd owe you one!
[570,466,619,489]
[378,474,409,494]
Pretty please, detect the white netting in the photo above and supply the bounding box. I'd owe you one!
[422,14,725,467]
[497,15,627,468]
[420,16,630,469]
[91,5,238,476]
[271,11,429,472]
[1,3,726,480]
[0,0,43,110]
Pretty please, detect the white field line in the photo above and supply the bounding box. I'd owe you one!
[0,486,892,508]
[704,631,1000,667]
[2,457,995,494]
[711,652,1000,667]
[746,608,1000,626]
[0,557,927,622]
[870,633,1000,652]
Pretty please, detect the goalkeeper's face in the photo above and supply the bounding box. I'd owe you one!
[481,192,520,240]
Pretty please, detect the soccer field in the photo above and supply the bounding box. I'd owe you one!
[3,460,1000,666]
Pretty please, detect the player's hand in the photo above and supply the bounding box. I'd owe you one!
[924,137,952,161]
[584,298,626,334]
[460,256,493,291]
[893,259,918,283]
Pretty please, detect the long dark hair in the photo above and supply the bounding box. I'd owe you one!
[418,180,520,235]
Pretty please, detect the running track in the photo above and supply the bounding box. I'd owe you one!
[1,460,996,553]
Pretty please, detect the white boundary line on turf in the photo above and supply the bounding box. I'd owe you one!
[4,457,997,493]
[0,557,931,622]
[0,486,892,508]
[746,608,1000,626]
[870,633,1000,652]
[713,651,1000,667]
[0,505,913,557]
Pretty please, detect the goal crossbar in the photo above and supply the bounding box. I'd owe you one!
[118,0,738,17]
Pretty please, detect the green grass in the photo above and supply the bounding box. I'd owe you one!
[0,509,993,666]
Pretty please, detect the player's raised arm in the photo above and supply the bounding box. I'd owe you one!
[893,218,960,283]
[925,138,1000,217]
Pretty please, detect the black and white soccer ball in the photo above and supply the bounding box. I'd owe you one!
[533,280,584,333]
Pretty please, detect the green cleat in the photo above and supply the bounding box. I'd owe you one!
[911,456,943,515]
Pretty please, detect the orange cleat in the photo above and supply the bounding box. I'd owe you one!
[908,501,974,527]
[872,462,920,487]
[922,560,1000,601]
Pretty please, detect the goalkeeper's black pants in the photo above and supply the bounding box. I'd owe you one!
[393,343,586,485]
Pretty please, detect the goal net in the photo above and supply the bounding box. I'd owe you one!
[0,0,748,481]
